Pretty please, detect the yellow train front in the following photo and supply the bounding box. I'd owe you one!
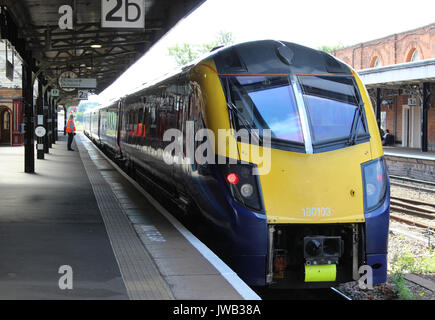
[188,40,390,288]
[85,40,390,289]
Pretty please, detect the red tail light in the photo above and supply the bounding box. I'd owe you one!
[226,173,240,185]
[219,161,264,213]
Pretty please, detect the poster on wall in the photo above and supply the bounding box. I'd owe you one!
[5,41,14,81]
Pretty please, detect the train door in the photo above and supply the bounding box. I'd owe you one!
[402,105,421,148]
[97,110,101,142]
[171,84,189,197]
[117,100,123,149]
[0,107,11,145]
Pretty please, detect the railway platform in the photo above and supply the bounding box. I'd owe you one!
[0,133,259,300]
[383,147,435,182]
[384,147,435,161]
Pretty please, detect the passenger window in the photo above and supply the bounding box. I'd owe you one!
[137,107,144,138]
[150,97,157,138]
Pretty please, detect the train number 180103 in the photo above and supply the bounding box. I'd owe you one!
[302,207,331,217]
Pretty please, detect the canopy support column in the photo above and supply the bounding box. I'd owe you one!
[22,61,35,173]
[36,78,45,160]
[376,88,382,129]
[421,82,430,152]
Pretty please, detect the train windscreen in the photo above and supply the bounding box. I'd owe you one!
[225,74,368,151]
[298,75,367,145]
[227,76,304,144]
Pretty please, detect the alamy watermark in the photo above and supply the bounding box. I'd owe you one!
[356,265,374,290]
[58,265,73,290]
[162,121,272,175]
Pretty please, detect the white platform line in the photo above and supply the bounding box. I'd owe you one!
[85,136,261,300]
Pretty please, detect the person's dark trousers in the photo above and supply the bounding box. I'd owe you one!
[67,133,74,150]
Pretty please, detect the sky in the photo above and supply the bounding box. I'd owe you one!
[90,0,434,105]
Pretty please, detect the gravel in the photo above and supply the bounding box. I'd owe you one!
[390,183,435,203]
[337,184,435,300]
[338,232,434,300]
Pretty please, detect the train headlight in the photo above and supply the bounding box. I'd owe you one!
[219,160,264,212]
[362,157,389,212]
[366,183,376,196]
[240,183,254,198]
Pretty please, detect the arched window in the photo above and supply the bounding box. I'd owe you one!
[374,57,381,68]
[370,56,382,68]
[410,50,420,62]
[406,48,421,62]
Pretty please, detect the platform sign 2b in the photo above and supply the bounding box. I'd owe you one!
[78,90,89,100]
[101,0,145,29]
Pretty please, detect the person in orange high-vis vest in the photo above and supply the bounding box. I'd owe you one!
[66,114,76,151]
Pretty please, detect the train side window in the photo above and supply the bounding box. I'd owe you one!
[138,107,143,124]
[122,105,128,142]
[188,84,208,167]
[137,107,144,140]
[150,98,157,138]
[144,100,151,138]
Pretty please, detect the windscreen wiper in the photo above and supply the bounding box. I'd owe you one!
[227,102,262,144]
[347,102,365,146]
[224,77,262,144]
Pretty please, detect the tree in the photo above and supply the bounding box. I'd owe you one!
[214,30,234,47]
[168,31,235,67]
[317,43,346,54]
[168,43,202,67]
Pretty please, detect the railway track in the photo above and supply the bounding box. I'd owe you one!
[255,287,351,300]
[389,195,435,231]
[389,175,435,194]
[388,175,435,230]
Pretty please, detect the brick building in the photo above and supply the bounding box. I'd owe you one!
[332,23,434,69]
[332,23,435,152]
[1,40,25,146]
[0,87,23,145]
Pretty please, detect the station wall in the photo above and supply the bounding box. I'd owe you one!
[0,87,23,146]
[332,23,434,69]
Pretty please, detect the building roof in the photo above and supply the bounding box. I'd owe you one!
[333,22,435,52]
[358,58,435,88]
[0,0,205,104]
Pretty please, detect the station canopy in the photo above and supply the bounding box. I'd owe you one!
[358,59,435,88]
[0,0,205,104]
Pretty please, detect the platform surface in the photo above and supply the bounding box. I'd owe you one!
[0,137,128,299]
[0,134,257,300]
[384,147,435,161]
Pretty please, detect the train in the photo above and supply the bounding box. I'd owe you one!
[84,40,390,289]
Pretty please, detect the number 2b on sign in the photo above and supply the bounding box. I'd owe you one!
[101,0,145,29]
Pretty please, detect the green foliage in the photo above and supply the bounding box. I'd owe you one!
[391,249,435,274]
[214,30,234,47]
[392,274,415,300]
[390,248,435,300]
[168,43,203,67]
[317,43,346,54]
[168,31,235,67]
